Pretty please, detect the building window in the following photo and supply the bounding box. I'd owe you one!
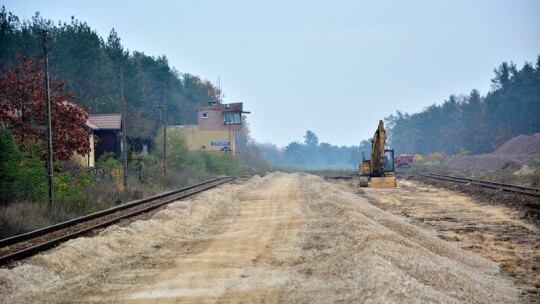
[224,113,241,124]
[202,112,208,119]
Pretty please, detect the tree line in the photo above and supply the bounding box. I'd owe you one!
[0,7,220,144]
[255,56,540,170]
[0,7,255,231]
[252,131,372,170]
[386,57,540,156]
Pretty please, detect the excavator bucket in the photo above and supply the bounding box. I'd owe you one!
[370,176,396,187]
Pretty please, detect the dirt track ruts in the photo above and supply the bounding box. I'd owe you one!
[0,173,522,303]
[354,178,539,302]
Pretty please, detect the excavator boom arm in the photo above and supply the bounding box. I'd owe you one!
[370,120,386,176]
[359,120,396,187]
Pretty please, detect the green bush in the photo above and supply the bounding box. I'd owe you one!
[0,128,24,203]
[0,129,47,203]
[131,153,162,185]
[15,156,48,202]
[54,171,91,208]
[155,128,248,177]
[96,152,123,171]
[155,128,191,171]
[198,151,247,175]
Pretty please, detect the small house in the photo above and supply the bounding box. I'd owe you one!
[78,114,123,168]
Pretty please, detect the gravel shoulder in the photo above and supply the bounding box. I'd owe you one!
[0,173,522,303]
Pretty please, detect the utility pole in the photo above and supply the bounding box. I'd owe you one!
[42,30,54,209]
[154,102,165,180]
[120,66,128,189]
[162,78,167,178]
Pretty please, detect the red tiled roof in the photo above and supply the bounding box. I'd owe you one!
[84,119,99,130]
[86,114,122,130]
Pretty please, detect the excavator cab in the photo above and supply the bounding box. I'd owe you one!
[369,149,396,187]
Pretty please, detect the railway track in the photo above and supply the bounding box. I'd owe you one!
[0,176,238,267]
[417,173,540,197]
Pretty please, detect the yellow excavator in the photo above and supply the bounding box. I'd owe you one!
[359,120,396,187]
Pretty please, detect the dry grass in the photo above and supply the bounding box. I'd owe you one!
[0,168,216,240]
[0,202,79,239]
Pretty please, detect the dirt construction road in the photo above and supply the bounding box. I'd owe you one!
[357,178,540,300]
[0,173,523,303]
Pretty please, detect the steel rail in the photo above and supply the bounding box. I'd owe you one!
[417,173,540,197]
[0,177,229,248]
[0,176,236,266]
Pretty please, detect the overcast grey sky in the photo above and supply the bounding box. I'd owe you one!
[4,0,540,147]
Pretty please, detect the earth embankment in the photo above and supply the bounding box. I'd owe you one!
[448,133,540,173]
[0,173,521,303]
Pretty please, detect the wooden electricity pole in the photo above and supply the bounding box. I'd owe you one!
[163,79,167,178]
[42,30,54,209]
[120,66,128,189]
[154,102,165,180]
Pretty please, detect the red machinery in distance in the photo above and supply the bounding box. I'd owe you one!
[395,154,413,168]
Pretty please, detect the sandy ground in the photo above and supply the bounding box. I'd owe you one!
[354,178,540,301]
[0,173,523,303]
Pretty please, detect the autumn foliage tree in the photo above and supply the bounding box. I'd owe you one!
[0,56,90,161]
[1,9,224,142]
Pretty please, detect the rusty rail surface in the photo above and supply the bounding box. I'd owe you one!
[417,173,540,197]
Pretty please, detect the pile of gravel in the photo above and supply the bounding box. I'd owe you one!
[448,133,540,173]
[493,134,540,156]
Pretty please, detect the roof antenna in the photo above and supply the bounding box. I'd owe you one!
[216,76,223,103]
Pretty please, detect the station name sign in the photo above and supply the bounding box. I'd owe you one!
[211,141,230,146]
